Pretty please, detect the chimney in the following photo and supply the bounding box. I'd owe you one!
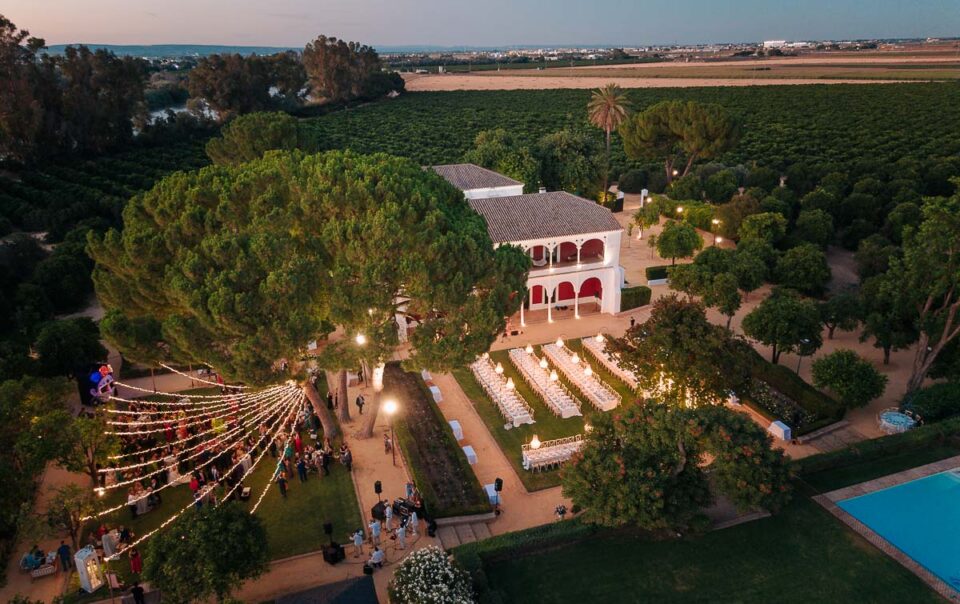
[538,186,547,194]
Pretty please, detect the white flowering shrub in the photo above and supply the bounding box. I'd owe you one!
[389,546,476,604]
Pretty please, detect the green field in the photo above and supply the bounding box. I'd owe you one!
[301,83,960,170]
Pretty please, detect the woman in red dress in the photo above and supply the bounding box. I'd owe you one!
[129,547,142,574]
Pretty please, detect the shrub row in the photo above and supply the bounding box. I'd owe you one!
[387,363,490,518]
[742,347,844,433]
[645,265,670,281]
[620,285,652,310]
[793,416,960,476]
[902,382,960,423]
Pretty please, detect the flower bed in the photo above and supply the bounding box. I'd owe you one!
[740,347,844,435]
[385,363,490,518]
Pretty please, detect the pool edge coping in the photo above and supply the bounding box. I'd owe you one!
[815,454,960,602]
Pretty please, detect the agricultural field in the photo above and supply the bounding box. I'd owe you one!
[302,83,960,171]
[0,138,209,242]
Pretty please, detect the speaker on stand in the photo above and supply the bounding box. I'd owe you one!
[494,477,503,515]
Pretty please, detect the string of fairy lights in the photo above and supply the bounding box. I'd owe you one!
[88,372,307,561]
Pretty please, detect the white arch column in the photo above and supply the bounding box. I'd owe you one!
[547,286,553,323]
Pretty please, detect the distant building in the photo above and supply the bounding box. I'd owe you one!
[762,40,787,49]
[431,164,625,323]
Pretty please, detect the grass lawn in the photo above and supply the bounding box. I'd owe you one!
[63,384,361,603]
[480,497,942,603]
[452,345,635,491]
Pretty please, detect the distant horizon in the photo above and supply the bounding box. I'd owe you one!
[41,35,957,57]
[6,0,959,50]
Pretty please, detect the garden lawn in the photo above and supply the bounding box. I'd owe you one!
[480,497,942,604]
[64,384,361,603]
[452,346,635,491]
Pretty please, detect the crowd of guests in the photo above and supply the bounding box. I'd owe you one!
[274,433,355,497]
[349,486,428,572]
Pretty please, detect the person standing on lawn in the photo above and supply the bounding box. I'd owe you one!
[129,547,142,575]
[296,456,308,483]
[277,471,288,498]
[320,450,331,476]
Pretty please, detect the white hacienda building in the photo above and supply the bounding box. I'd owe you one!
[431,164,625,326]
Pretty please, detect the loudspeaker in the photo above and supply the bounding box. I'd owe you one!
[322,543,345,565]
[494,477,503,492]
[323,522,333,537]
[427,519,438,538]
[374,480,382,495]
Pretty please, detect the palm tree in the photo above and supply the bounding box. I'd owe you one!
[587,83,632,201]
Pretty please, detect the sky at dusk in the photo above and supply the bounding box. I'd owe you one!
[5,0,959,48]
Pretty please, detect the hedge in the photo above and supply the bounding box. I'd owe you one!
[620,285,652,310]
[387,364,491,518]
[601,195,624,213]
[741,347,845,435]
[645,265,670,281]
[792,416,960,476]
[902,382,960,423]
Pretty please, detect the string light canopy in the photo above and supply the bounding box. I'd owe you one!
[88,374,308,561]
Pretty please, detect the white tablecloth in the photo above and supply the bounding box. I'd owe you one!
[462,445,477,465]
[429,385,442,402]
[448,420,464,441]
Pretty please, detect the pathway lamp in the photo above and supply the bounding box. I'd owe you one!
[384,399,398,466]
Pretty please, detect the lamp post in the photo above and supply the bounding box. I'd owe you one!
[711,219,721,245]
[796,338,812,374]
[384,399,398,466]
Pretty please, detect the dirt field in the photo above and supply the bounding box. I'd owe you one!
[404,51,959,91]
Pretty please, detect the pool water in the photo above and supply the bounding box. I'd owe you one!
[839,470,960,590]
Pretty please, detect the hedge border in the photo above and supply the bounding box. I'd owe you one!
[620,285,652,311]
[390,364,491,518]
[793,417,960,477]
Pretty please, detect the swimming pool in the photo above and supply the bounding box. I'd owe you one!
[839,469,960,591]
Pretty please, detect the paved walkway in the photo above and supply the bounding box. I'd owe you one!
[429,373,570,535]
